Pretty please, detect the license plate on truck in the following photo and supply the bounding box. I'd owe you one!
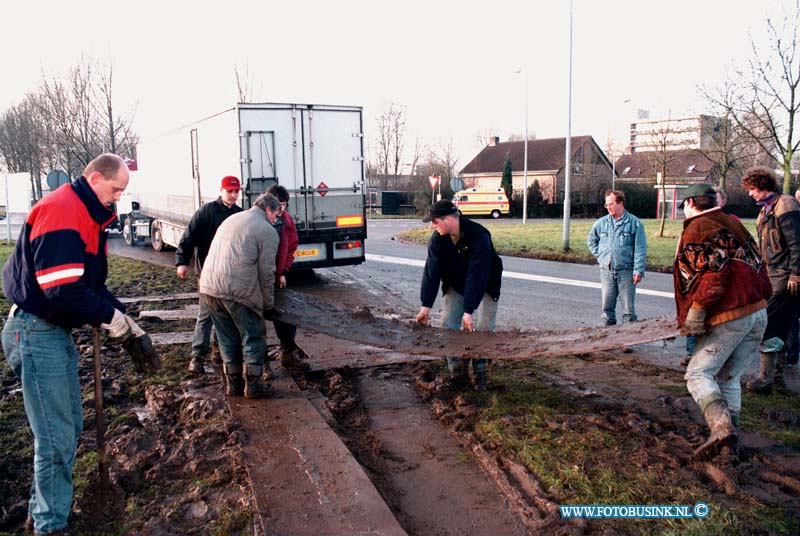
[295,248,320,257]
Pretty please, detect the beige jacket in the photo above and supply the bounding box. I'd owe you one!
[199,206,278,314]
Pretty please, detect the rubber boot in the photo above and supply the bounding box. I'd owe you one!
[446,358,470,391]
[245,364,275,399]
[188,355,205,374]
[774,351,786,389]
[693,399,737,461]
[280,344,311,372]
[746,352,777,394]
[223,363,244,397]
[472,359,489,391]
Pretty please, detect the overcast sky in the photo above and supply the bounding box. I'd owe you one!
[0,0,795,171]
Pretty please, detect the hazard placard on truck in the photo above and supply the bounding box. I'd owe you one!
[119,103,367,270]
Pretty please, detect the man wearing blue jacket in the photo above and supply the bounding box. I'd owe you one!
[415,200,503,390]
[587,190,647,326]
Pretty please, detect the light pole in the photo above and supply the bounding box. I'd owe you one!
[562,0,573,252]
[515,69,529,224]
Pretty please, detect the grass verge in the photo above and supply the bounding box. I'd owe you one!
[397,218,757,273]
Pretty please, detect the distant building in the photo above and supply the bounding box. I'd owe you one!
[614,150,715,185]
[629,115,722,153]
[459,136,613,208]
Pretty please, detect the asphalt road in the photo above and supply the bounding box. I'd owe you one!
[108,218,679,332]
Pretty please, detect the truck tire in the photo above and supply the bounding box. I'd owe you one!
[491,209,501,219]
[151,222,166,252]
[122,217,136,247]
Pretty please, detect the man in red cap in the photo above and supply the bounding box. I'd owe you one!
[176,175,243,373]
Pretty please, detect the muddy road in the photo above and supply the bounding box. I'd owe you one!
[97,225,800,534]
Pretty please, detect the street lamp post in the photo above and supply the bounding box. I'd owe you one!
[515,69,530,224]
[562,0,573,252]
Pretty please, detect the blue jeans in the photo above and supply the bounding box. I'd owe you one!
[441,290,498,377]
[201,294,266,368]
[685,309,767,414]
[191,296,212,358]
[600,268,637,324]
[2,308,82,534]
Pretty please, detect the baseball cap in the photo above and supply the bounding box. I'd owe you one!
[680,183,715,208]
[423,200,459,222]
[221,176,241,190]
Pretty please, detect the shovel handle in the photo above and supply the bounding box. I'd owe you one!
[93,328,110,488]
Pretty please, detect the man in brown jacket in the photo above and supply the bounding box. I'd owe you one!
[675,183,772,460]
[742,167,800,393]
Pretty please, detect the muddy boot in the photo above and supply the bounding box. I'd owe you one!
[280,344,311,372]
[210,345,222,365]
[693,400,737,461]
[472,359,489,391]
[245,364,275,399]
[730,412,740,430]
[774,351,787,389]
[446,358,470,391]
[188,355,205,374]
[223,363,244,396]
[746,352,777,394]
[262,363,276,381]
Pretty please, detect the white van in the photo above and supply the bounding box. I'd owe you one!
[453,188,510,218]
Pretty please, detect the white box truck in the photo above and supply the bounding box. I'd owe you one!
[118,103,366,269]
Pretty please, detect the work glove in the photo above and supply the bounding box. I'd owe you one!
[681,308,707,337]
[263,307,283,321]
[102,310,161,374]
[101,309,132,340]
[788,275,800,297]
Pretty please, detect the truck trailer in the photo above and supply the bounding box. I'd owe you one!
[119,103,367,269]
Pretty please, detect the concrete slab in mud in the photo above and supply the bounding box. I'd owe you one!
[139,305,199,321]
[228,369,406,536]
[149,332,193,345]
[119,292,198,304]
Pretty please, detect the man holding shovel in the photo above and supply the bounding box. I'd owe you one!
[2,154,159,536]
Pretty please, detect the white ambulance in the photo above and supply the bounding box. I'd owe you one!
[453,188,510,218]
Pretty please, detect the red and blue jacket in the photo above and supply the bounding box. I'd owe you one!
[3,176,124,328]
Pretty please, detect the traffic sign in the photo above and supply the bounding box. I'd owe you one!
[46,170,70,191]
[428,175,440,189]
[450,176,464,192]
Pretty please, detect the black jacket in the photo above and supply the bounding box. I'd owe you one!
[757,193,800,294]
[175,198,243,269]
[420,217,503,314]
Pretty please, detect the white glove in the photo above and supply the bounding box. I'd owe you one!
[125,315,146,337]
[101,309,130,339]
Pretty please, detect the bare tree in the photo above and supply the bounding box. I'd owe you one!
[474,125,500,150]
[234,62,261,102]
[373,102,407,190]
[0,94,48,198]
[0,56,139,187]
[707,3,800,192]
[640,115,685,237]
[694,108,760,190]
[407,136,424,177]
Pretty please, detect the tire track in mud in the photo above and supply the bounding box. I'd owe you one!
[313,365,529,536]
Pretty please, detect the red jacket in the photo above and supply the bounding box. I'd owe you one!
[276,211,299,279]
[673,207,771,327]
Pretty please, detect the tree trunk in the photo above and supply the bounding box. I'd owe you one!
[657,179,666,238]
[784,149,794,194]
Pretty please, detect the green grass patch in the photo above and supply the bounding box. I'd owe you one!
[741,388,800,449]
[474,365,790,534]
[398,218,757,273]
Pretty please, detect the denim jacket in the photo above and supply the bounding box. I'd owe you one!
[587,211,647,276]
